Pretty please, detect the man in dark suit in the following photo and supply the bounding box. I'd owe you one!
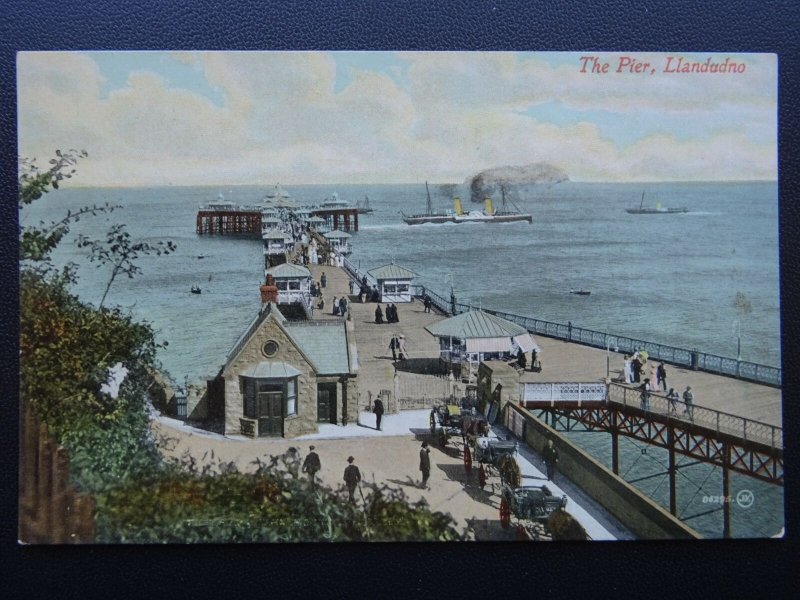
[373,398,384,431]
[343,456,361,504]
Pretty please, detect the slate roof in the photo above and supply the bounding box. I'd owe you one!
[368,264,416,280]
[323,230,352,239]
[284,322,350,375]
[266,263,311,279]
[425,309,528,339]
[224,304,350,375]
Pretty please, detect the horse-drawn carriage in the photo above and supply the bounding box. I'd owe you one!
[469,436,521,490]
[499,484,568,530]
[430,402,488,448]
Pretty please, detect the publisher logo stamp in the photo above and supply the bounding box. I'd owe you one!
[736,489,755,508]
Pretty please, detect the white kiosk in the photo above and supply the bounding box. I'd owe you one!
[367,263,416,303]
[323,230,352,255]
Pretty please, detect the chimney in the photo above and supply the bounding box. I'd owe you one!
[260,274,279,304]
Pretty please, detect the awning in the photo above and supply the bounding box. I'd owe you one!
[240,361,303,379]
[465,337,512,353]
[513,333,540,353]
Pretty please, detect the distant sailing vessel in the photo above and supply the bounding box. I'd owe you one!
[402,182,532,225]
[401,181,455,225]
[626,192,689,214]
[570,288,591,296]
[356,195,374,214]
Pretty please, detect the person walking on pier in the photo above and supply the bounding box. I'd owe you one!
[542,440,559,481]
[632,354,642,383]
[375,304,384,324]
[343,456,362,504]
[321,272,327,288]
[683,386,694,420]
[373,397,385,431]
[666,388,680,413]
[424,296,432,313]
[302,446,321,488]
[657,363,667,391]
[389,334,398,361]
[639,378,652,411]
[419,441,431,489]
[517,349,527,370]
[397,335,407,361]
[623,355,633,384]
[339,296,347,316]
[332,296,340,316]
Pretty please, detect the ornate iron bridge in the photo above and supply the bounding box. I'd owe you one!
[519,382,783,538]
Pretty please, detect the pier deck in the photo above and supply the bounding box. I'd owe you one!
[305,263,782,429]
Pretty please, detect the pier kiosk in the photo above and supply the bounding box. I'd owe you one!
[263,230,291,267]
[367,263,416,303]
[260,217,282,235]
[425,309,540,383]
[265,263,313,318]
[323,230,352,255]
[307,215,328,232]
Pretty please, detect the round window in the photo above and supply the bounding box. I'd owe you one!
[262,340,279,357]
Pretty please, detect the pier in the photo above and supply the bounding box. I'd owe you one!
[196,208,262,236]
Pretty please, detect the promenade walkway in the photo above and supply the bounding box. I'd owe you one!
[307,263,782,429]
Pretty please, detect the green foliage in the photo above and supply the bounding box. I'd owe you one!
[19,150,119,264]
[95,451,464,543]
[19,270,161,438]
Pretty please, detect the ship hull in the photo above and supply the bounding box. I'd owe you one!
[626,207,689,214]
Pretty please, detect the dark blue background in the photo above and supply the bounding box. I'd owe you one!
[2,1,798,598]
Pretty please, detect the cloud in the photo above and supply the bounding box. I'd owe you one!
[17,51,777,185]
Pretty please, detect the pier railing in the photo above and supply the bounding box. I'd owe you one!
[607,383,783,450]
[413,285,781,388]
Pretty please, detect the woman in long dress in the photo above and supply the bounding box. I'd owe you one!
[623,355,633,384]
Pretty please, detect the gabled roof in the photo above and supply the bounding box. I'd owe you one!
[266,263,311,279]
[368,264,416,280]
[323,230,352,239]
[283,322,350,375]
[224,303,350,376]
[425,309,528,339]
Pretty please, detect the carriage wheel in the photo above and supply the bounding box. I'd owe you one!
[500,498,511,529]
[478,464,487,489]
[464,446,472,474]
[429,411,436,435]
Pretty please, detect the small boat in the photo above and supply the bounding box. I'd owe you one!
[197,254,205,259]
[626,192,689,214]
[356,195,374,214]
[570,289,591,296]
[191,286,202,294]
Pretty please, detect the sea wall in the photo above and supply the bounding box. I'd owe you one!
[504,403,702,540]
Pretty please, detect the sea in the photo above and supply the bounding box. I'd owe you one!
[21,180,783,538]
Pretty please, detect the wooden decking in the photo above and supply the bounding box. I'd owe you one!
[304,263,783,431]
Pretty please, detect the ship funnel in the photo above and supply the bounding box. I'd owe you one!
[484,198,494,215]
[453,197,464,216]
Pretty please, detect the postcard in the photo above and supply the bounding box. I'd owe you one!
[17,51,781,543]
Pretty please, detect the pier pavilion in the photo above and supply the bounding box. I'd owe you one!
[367,263,416,303]
[323,230,352,255]
[265,263,313,317]
[426,309,540,382]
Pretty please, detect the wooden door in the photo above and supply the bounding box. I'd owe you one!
[258,391,283,437]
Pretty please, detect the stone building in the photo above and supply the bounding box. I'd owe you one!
[209,301,359,438]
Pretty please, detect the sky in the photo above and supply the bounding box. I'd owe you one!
[17,51,777,186]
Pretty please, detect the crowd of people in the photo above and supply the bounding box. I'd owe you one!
[623,351,696,420]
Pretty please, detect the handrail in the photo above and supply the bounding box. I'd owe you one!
[412,285,781,388]
[606,383,783,450]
